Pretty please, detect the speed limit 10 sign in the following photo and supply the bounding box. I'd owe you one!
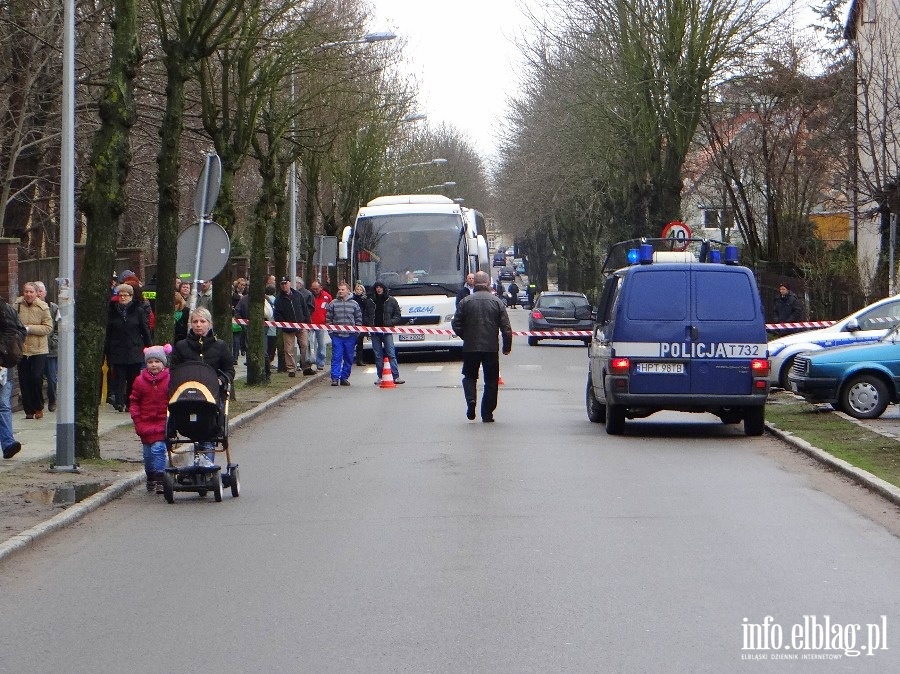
[661,221,691,250]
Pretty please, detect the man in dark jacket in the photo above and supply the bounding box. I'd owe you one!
[273,277,314,376]
[455,273,476,307]
[772,282,803,335]
[364,281,405,385]
[451,270,512,422]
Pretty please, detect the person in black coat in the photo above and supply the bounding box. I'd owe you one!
[772,282,804,335]
[105,283,151,411]
[170,307,235,385]
[272,277,314,376]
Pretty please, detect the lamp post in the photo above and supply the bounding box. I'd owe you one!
[288,31,396,282]
[401,158,448,170]
[418,181,457,192]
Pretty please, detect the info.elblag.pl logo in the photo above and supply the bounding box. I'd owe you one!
[741,615,888,660]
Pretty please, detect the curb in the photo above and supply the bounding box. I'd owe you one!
[765,422,900,508]
[0,374,320,564]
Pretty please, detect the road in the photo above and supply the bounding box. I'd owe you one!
[2,311,900,672]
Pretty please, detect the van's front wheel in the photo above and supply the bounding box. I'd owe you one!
[586,374,606,423]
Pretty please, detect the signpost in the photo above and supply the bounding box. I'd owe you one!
[178,152,229,311]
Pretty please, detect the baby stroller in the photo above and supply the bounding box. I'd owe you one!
[162,361,240,503]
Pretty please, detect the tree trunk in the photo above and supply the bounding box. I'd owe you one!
[154,57,188,345]
[75,0,140,459]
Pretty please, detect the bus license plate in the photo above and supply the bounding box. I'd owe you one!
[398,334,426,341]
[636,362,684,374]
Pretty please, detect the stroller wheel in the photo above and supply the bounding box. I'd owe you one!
[162,472,175,504]
[229,467,240,498]
[213,477,223,502]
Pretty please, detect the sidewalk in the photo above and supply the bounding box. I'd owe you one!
[0,361,282,472]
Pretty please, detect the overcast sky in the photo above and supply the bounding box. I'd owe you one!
[369,1,832,162]
[369,0,539,160]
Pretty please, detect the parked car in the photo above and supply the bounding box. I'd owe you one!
[789,326,900,419]
[768,295,900,389]
[498,267,516,281]
[528,291,593,346]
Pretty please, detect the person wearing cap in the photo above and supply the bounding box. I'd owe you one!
[104,282,152,412]
[130,344,172,493]
[773,282,803,335]
[273,276,313,377]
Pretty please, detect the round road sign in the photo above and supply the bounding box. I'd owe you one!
[661,221,691,250]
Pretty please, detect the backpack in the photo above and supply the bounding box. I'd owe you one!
[0,301,26,368]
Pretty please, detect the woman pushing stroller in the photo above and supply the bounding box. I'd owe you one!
[170,307,235,460]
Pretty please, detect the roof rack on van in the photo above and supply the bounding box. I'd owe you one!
[601,237,739,276]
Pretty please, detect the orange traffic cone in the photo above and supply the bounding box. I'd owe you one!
[379,356,396,388]
[498,371,505,386]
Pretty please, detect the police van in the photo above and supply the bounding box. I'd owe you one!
[586,239,770,436]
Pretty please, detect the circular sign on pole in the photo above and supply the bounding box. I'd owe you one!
[176,221,231,282]
[661,220,691,251]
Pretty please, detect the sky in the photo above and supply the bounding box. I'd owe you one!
[369,1,832,162]
[369,0,540,160]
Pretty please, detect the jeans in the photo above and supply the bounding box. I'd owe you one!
[371,332,399,379]
[44,355,58,406]
[143,440,167,474]
[0,371,15,448]
[330,334,356,381]
[310,326,328,368]
[461,351,500,419]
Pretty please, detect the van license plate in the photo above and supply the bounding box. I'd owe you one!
[636,362,684,374]
[398,334,426,341]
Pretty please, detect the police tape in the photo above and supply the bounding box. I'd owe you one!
[233,318,591,338]
[765,315,900,331]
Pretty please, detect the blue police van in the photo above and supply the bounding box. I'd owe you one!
[586,239,770,436]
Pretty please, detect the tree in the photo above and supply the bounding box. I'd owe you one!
[74,0,141,459]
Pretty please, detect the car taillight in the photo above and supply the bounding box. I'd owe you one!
[751,358,769,377]
[532,310,543,319]
[610,357,630,374]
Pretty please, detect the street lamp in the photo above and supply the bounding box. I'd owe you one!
[418,181,457,191]
[401,112,427,122]
[289,31,397,282]
[401,158,447,170]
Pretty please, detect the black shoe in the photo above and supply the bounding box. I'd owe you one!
[288,371,296,378]
[340,379,351,386]
[331,379,339,386]
[303,368,316,376]
[48,401,56,412]
[482,416,495,423]
[3,440,22,459]
[466,401,476,420]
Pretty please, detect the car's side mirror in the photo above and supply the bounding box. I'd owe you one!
[574,305,592,320]
[846,318,860,332]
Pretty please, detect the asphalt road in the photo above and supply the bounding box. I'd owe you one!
[2,311,900,672]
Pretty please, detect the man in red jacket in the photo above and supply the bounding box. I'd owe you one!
[309,280,332,370]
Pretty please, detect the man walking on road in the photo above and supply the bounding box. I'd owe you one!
[451,270,512,423]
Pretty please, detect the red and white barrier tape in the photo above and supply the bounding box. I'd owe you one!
[233,318,590,338]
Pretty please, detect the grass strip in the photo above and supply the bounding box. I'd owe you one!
[767,396,900,488]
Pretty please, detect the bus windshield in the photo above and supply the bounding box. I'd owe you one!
[354,213,465,292]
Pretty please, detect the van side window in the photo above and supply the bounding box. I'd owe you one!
[626,271,688,321]
[695,270,758,321]
[596,276,619,325]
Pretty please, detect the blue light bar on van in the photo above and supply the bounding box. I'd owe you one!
[708,249,721,263]
[627,248,640,265]
[725,245,739,265]
[639,244,654,264]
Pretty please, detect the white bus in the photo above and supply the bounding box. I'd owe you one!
[339,195,490,354]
